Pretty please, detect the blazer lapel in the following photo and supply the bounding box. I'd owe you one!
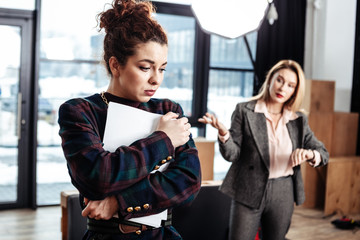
[286,116,303,150]
[246,111,270,169]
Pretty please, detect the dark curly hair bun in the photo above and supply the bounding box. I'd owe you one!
[97,0,168,74]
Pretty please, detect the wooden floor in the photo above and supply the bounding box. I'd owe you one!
[286,206,360,240]
[0,206,61,240]
[0,205,359,240]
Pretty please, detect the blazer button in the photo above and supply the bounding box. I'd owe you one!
[143,204,150,209]
[134,206,141,211]
[127,207,134,213]
[161,159,167,164]
[154,165,160,170]
[167,156,173,161]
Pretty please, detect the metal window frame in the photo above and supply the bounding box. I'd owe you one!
[0,7,38,210]
[154,2,256,136]
[153,2,210,135]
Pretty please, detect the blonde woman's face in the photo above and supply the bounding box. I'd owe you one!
[113,41,168,102]
[268,68,297,105]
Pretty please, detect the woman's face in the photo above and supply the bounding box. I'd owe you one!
[113,41,168,102]
[268,68,298,105]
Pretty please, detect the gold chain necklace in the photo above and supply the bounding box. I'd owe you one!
[100,91,109,106]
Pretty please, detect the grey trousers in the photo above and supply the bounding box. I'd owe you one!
[229,176,294,240]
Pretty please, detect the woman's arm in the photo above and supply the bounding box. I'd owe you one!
[114,136,201,219]
[81,103,201,220]
[302,114,329,167]
[292,113,329,167]
[58,100,175,200]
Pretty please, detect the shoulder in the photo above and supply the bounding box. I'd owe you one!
[287,111,309,129]
[61,94,103,108]
[59,94,105,118]
[59,97,88,112]
[294,111,308,121]
[235,100,256,112]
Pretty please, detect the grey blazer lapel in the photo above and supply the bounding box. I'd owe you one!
[246,111,270,169]
[286,117,303,150]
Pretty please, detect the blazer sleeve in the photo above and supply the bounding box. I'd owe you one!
[59,99,201,219]
[301,113,329,167]
[114,103,201,219]
[58,99,174,199]
[218,102,244,162]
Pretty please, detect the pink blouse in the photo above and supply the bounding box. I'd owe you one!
[255,100,296,178]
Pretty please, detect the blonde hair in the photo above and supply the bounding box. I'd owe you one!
[251,59,306,112]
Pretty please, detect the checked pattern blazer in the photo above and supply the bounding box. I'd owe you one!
[58,92,201,239]
[219,100,329,210]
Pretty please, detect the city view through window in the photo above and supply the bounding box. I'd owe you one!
[0,0,256,205]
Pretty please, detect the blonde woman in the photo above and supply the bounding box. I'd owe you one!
[199,60,328,240]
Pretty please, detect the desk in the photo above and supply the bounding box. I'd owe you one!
[60,181,230,240]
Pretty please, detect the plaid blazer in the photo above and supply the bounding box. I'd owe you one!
[58,93,201,239]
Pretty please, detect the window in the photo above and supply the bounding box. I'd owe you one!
[0,25,21,203]
[37,0,111,205]
[0,0,35,10]
[36,0,257,204]
[154,2,257,180]
[206,32,257,179]
[153,13,196,118]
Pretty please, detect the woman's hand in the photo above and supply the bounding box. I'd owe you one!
[198,112,228,136]
[156,112,191,148]
[82,196,119,220]
[290,148,315,167]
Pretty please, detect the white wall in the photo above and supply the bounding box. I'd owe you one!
[304,0,357,112]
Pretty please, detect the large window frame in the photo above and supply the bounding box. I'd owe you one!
[0,0,258,209]
[153,2,210,136]
[154,1,256,137]
[0,8,37,210]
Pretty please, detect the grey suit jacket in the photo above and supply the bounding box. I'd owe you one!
[219,100,329,209]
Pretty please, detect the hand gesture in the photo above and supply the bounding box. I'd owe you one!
[82,196,119,220]
[290,148,315,167]
[198,112,228,136]
[156,112,191,148]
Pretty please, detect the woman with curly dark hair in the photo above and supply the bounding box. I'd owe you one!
[58,1,201,239]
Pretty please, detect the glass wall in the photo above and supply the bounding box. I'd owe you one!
[0,25,21,203]
[0,0,35,10]
[37,0,112,205]
[206,31,257,180]
[38,1,196,205]
[37,0,257,204]
[2,0,259,207]
[153,13,195,117]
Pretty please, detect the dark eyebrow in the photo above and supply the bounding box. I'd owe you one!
[138,59,167,66]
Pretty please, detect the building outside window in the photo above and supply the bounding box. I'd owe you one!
[206,32,257,179]
[153,13,195,118]
[37,0,111,205]
[0,0,256,205]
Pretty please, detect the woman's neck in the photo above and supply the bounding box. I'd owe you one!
[266,102,284,115]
